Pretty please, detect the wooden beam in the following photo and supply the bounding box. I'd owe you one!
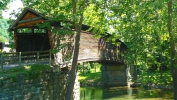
[32,28,35,51]
[18,17,43,24]
[16,19,44,28]
[47,30,53,49]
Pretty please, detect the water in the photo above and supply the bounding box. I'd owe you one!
[80,86,174,100]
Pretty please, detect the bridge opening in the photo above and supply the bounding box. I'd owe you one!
[16,28,50,52]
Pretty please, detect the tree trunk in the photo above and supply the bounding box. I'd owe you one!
[133,51,138,81]
[65,29,81,100]
[172,68,177,100]
[167,0,177,99]
[133,65,137,80]
[160,54,163,79]
[65,0,86,99]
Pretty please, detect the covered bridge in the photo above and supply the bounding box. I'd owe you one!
[8,8,128,86]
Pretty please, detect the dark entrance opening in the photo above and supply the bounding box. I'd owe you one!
[17,33,50,52]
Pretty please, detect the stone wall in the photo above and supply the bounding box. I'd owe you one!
[0,69,80,100]
[102,63,127,86]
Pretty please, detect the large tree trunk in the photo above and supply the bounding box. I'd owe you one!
[65,0,86,99]
[167,0,177,99]
[65,1,79,99]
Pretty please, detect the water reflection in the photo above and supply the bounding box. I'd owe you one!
[80,86,174,100]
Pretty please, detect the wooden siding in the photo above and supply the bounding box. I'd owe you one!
[22,12,37,20]
[99,37,126,62]
[78,32,100,62]
[52,30,126,63]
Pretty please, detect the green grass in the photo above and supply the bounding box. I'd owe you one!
[78,67,102,82]
[78,63,102,83]
[78,72,102,82]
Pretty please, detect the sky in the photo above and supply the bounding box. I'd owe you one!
[2,0,23,19]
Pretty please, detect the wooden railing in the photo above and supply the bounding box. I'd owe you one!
[0,50,51,71]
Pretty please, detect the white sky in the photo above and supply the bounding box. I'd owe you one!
[2,0,23,19]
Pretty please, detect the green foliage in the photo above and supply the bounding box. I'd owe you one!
[17,28,32,33]
[0,36,7,42]
[2,64,51,73]
[0,0,11,18]
[137,71,173,85]
[97,0,177,86]
[0,64,52,81]
[0,0,11,10]
[0,19,9,42]
[78,62,101,75]
[77,62,91,75]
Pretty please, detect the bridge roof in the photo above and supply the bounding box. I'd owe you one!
[8,7,47,31]
[8,7,91,32]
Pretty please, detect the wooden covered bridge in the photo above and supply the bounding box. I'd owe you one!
[8,8,128,86]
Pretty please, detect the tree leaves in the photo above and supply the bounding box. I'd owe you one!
[0,19,9,42]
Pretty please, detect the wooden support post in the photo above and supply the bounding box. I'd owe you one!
[14,30,18,52]
[1,53,3,71]
[18,52,21,67]
[37,52,39,64]
[49,50,51,66]
[47,30,53,49]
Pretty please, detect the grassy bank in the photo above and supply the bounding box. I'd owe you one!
[78,72,102,82]
[78,63,102,83]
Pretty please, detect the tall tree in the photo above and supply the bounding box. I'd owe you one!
[65,1,89,99]
[101,0,176,99]
[168,0,177,99]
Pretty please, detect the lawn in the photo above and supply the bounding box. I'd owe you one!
[77,62,102,82]
[78,72,102,82]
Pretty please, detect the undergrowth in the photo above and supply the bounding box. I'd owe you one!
[0,64,52,81]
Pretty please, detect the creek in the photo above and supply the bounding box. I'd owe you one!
[80,86,174,100]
